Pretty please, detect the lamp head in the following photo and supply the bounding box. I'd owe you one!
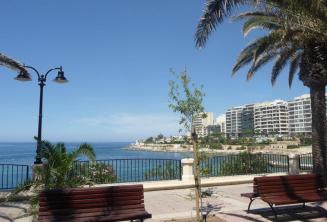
[14,71,32,82]
[53,68,68,83]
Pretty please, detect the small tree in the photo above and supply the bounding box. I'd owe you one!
[168,69,205,221]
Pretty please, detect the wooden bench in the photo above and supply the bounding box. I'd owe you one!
[38,184,152,222]
[241,174,327,218]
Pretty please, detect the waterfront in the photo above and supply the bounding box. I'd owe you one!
[0,142,189,166]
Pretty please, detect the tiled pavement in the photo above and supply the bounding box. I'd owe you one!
[1,183,327,221]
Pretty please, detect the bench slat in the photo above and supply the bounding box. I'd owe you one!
[39,193,144,205]
[39,199,144,211]
[39,205,145,216]
[38,185,151,222]
[38,211,152,222]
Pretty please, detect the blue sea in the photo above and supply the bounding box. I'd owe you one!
[0,142,189,166]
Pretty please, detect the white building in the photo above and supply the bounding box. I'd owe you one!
[216,114,226,134]
[193,112,214,137]
[254,100,288,136]
[288,94,312,136]
[288,94,327,136]
[225,106,244,138]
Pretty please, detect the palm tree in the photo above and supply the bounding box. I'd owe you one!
[40,142,96,189]
[14,142,96,193]
[195,0,327,183]
[0,53,28,75]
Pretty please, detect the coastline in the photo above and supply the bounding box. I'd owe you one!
[127,143,312,155]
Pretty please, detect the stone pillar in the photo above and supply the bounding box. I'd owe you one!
[181,158,194,181]
[288,153,300,175]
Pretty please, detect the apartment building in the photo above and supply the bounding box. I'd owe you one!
[225,106,244,138]
[254,100,289,136]
[193,112,214,137]
[288,94,312,136]
[241,105,254,135]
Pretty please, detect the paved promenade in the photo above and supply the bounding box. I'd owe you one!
[1,181,327,221]
[145,183,327,222]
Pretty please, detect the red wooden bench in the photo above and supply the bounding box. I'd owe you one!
[38,184,152,222]
[241,174,327,218]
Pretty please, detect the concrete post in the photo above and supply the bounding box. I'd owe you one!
[181,158,194,181]
[288,153,300,175]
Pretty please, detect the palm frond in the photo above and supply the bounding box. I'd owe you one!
[243,16,281,36]
[252,31,284,61]
[271,48,294,85]
[195,0,252,48]
[246,51,276,80]
[0,53,27,74]
[232,40,259,74]
[71,143,96,162]
[288,51,302,87]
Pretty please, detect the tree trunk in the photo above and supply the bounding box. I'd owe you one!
[192,128,201,221]
[310,86,327,185]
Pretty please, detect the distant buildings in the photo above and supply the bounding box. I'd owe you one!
[288,94,312,136]
[193,112,214,137]
[225,106,244,138]
[223,94,326,138]
[215,114,226,134]
[187,94,326,138]
[254,100,288,136]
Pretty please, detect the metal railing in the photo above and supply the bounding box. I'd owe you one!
[73,159,181,184]
[299,153,313,171]
[200,153,289,177]
[0,164,30,190]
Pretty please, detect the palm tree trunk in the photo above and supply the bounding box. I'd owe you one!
[310,86,327,185]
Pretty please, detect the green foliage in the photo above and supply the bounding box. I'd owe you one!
[144,137,154,144]
[220,152,269,175]
[168,68,206,221]
[299,136,312,146]
[287,144,299,149]
[9,142,97,217]
[40,142,96,189]
[168,69,205,133]
[89,162,117,183]
[236,146,246,150]
[209,142,223,150]
[144,160,179,180]
[156,134,164,141]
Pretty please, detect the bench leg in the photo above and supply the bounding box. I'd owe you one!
[247,198,254,213]
[268,203,277,219]
[302,202,305,208]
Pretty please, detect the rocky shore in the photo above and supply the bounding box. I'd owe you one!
[127,143,312,155]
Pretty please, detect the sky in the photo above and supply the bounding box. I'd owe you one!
[0,0,308,142]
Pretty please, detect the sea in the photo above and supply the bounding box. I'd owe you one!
[0,142,191,189]
[0,142,190,166]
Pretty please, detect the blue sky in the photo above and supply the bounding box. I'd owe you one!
[0,1,308,142]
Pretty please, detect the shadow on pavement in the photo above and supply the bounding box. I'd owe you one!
[0,214,14,222]
[221,205,327,222]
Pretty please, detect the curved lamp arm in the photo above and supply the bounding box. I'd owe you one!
[23,65,41,78]
[45,66,62,78]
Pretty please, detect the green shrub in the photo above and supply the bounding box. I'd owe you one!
[236,146,246,150]
[287,144,299,149]
[88,162,117,184]
[220,152,269,175]
[209,142,223,150]
[144,160,179,180]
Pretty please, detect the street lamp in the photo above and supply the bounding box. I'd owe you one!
[15,65,68,164]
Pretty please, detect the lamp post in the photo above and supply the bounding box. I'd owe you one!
[15,65,68,164]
